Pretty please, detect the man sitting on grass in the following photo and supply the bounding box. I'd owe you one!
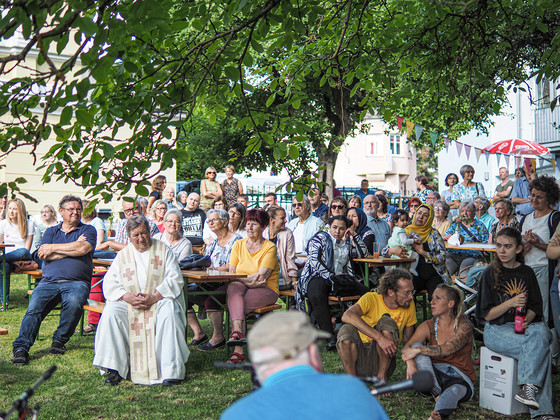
[12,195,96,365]
[337,268,417,381]
[92,216,189,386]
[221,311,389,420]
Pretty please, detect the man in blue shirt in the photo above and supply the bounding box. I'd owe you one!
[511,167,536,216]
[12,195,97,365]
[363,195,391,250]
[221,311,389,420]
[356,179,374,202]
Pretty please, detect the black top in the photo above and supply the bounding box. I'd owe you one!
[149,190,161,200]
[180,208,207,245]
[476,264,543,325]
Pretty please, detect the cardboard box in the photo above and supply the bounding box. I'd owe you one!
[479,347,529,415]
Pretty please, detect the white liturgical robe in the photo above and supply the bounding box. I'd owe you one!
[93,239,190,384]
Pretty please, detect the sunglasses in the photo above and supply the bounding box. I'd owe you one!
[292,203,303,208]
[207,171,216,174]
[331,204,345,210]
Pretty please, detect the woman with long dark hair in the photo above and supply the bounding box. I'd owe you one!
[476,227,557,419]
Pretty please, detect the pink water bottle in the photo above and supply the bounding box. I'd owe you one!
[514,306,526,334]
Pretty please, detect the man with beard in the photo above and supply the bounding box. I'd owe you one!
[337,269,417,381]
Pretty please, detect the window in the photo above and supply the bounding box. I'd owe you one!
[389,134,401,155]
[537,77,551,108]
[366,135,382,156]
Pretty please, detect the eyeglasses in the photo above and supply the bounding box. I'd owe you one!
[207,171,216,174]
[62,207,82,213]
[433,206,443,210]
[397,290,414,297]
[409,204,419,209]
[331,204,345,210]
[123,208,139,215]
[41,210,53,214]
[292,203,303,208]
[207,218,221,224]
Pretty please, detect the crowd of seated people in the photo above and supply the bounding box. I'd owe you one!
[5,169,560,419]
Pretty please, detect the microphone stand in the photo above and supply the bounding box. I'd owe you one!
[0,365,57,420]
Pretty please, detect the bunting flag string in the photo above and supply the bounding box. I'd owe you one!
[397,116,404,132]
[464,144,471,160]
[455,141,463,157]
[392,115,556,173]
[406,121,414,136]
[414,125,424,141]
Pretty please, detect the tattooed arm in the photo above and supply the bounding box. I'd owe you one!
[413,319,473,358]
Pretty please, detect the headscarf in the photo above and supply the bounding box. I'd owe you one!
[349,207,372,237]
[406,204,434,243]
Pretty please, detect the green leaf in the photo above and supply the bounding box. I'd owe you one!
[76,109,94,127]
[60,106,73,125]
[266,93,276,107]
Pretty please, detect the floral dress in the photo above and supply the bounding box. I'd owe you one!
[451,182,486,202]
[222,178,241,204]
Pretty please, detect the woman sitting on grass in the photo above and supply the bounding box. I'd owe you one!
[476,227,557,420]
[402,284,474,420]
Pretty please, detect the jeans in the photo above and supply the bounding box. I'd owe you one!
[445,253,479,277]
[0,248,32,302]
[411,343,473,417]
[93,250,116,259]
[12,280,89,352]
[550,278,560,343]
[484,322,553,417]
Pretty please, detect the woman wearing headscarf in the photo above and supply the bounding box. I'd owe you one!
[347,207,374,281]
[383,204,450,299]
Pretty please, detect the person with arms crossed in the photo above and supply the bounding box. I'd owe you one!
[12,195,96,365]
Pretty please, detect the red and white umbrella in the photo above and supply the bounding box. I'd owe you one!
[481,139,550,156]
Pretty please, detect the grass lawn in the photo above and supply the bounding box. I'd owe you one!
[0,274,558,419]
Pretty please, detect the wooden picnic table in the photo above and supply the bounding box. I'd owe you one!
[92,258,114,267]
[353,257,417,287]
[1,243,14,309]
[445,242,496,262]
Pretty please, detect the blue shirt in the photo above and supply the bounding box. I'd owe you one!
[41,222,96,283]
[221,365,388,420]
[366,215,391,250]
[312,203,329,222]
[511,177,533,215]
[356,189,374,202]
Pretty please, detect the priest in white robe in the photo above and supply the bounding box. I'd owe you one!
[93,216,190,386]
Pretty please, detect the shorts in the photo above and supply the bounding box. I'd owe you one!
[337,315,399,378]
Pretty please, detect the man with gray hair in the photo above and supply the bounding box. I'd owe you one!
[98,198,158,253]
[286,196,325,257]
[93,216,189,386]
[474,196,495,232]
[220,311,388,420]
[363,194,391,250]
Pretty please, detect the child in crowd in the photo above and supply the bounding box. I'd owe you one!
[388,209,419,275]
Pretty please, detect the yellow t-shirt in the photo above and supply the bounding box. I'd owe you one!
[229,238,280,294]
[357,292,417,344]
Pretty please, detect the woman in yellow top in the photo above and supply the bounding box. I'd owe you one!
[226,209,279,363]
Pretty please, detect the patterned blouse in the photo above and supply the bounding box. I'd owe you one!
[222,178,242,204]
[489,218,520,243]
[204,233,242,268]
[451,182,486,202]
[379,213,392,224]
[415,188,434,203]
[444,220,489,257]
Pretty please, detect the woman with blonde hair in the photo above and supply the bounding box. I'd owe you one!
[146,174,167,214]
[201,166,223,211]
[402,284,474,420]
[0,198,35,310]
[222,165,243,204]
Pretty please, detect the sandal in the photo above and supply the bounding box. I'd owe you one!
[226,352,245,364]
[83,324,97,334]
[0,302,7,311]
[227,330,246,347]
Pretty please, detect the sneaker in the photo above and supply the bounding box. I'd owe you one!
[49,341,66,355]
[12,349,29,366]
[515,384,540,410]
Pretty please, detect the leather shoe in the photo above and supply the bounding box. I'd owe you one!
[162,379,182,387]
[188,334,209,346]
[198,339,226,352]
[326,337,337,352]
[104,369,122,386]
[12,349,29,366]
[49,341,66,355]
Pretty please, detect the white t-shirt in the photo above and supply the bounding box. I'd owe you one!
[522,212,550,267]
[292,222,305,253]
[0,219,34,251]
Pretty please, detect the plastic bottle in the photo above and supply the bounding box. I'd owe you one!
[514,306,526,334]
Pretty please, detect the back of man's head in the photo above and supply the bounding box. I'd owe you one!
[248,311,329,383]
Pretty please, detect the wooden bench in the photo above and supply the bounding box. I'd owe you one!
[414,289,429,321]
[249,303,282,315]
[20,269,43,291]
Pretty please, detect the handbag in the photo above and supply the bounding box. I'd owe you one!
[178,254,211,270]
[330,273,361,295]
